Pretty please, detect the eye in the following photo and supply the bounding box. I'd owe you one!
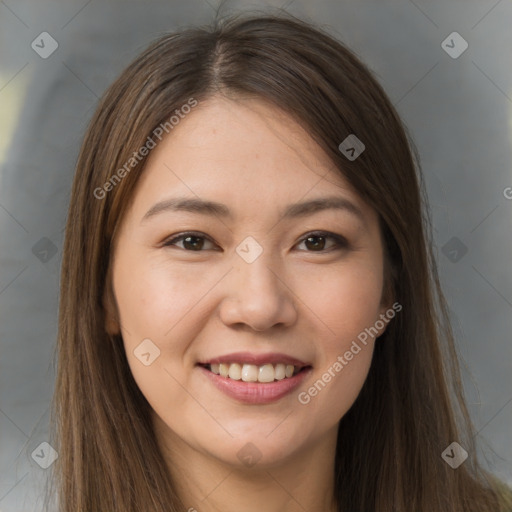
[295,231,348,252]
[162,230,348,253]
[163,232,217,251]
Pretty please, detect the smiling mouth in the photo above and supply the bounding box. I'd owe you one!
[197,362,311,383]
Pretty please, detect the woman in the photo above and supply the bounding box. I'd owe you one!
[49,11,511,512]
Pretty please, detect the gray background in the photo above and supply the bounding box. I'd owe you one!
[0,0,511,510]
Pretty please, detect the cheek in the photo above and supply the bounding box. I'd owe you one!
[300,342,375,427]
[112,260,201,414]
[112,256,220,400]
[294,260,383,416]
[299,257,385,345]
[112,254,212,343]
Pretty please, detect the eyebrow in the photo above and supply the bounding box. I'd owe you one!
[141,196,365,224]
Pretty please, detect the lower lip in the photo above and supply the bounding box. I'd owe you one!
[197,365,313,404]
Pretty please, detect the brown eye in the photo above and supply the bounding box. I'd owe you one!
[181,235,205,250]
[304,235,327,251]
[296,232,348,252]
[163,232,216,251]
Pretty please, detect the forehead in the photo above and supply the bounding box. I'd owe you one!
[127,95,372,223]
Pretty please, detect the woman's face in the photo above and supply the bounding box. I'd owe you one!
[107,95,391,470]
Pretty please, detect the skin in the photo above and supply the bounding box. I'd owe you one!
[105,95,392,512]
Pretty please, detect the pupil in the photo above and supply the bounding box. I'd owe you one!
[184,236,203,250]
[306,235,325,251]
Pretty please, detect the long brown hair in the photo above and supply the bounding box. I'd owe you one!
[49,10,506,511]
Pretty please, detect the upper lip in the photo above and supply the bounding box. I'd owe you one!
[198,352,311,368]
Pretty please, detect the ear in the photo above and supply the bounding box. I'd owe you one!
[103,265,120,336]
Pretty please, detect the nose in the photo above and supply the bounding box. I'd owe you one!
[218,255,298,332]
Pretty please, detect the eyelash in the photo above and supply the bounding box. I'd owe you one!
[162,230,349,253]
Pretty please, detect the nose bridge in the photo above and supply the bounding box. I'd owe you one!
[219,242,297,330]
[235,234,281,291]
[238,251,281,296]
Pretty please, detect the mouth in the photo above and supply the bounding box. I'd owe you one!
[195,352,313,403]
[197,362,311,383]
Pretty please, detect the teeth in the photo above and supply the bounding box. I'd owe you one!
[258,364,275,383]
[228,363,242,380]
[219,363,229,377]
[274,363,286,380]
[207,362,299,383]
[241,364,258,382]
